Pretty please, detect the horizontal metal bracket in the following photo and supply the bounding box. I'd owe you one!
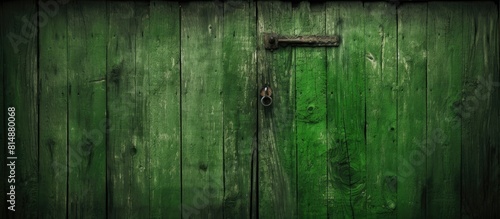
[264,33,341,50]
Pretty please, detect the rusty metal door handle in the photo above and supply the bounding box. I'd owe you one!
[264,33,341,50]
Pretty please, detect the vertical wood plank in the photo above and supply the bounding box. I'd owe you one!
[67,1,107,217]
[257,2,297,218]
[396,3,427,218]
[107,2,149,217]
[326,2,366,218]
[147,1,181,218]
[461,2,500,218]
[181,2,224,218]
[38,2,68,218]
[107,1,135,216]
[426,3,462,218]
[222,1,256,218]
[364,2,397,218]
[1,1,39,218]
[496,2,500,217]
[131,2,150,218]
[497,2,500,216]
[326,3,349,217]
[294,2,328,218]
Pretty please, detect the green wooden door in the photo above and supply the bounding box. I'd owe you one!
[1,1,499,219]
[257,2,373,218]
[255,1,500,219]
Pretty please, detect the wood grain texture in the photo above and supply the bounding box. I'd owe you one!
[294,2,328,218]
[0,1,500,218]
[67,1,107,218]
[147,1,181,218]
[1,1,39,218]
[426,3,462,218]
[38,2,68,218]
[222,1,256,218]
[326,2,366,218]
[257,2,297,218]
[396,3,427,219]
[106,2,149,218]
[180,2,224,218]
[364,2,398,218]
[461,2,500,218]
[496,2,500,216]
[131,3,150,218]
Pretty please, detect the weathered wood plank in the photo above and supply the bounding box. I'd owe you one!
[180,2,224,218]
[426,3,462,218]
[222,1,256,218]
[364,2,398,218]
[38,2,68,218]
[396,3,427,218]
[496,2,500,216]
[67,1,107,218]
[147,1,181,218]
[326,3,350,217]
[107,2,149,217]
[1,1,39,218]
[461,2,500,218]
[106,1,135,216]
[326,2,366,218]
[131,3,150,218]
[257,2,297,218]
[294,2,328,218]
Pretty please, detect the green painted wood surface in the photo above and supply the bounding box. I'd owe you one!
[396,3,428,219]
[461,2,500,218]
[364,2,397,218]
[426,3,462,218]
[67,1,107,218]
[106,2,149,218]
[181,2,224,218]
[222,1,256,218]
[257,1,297,218]
[38,2,68,218]
[294,2,328,218]
[326,2,366,218]
[1,1,39,218]
[147,1,181,218]
[0,1,498,218]
[132,3,150,218]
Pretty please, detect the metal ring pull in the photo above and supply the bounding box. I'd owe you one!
[261,96,272,107]
[260,85,273,107]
